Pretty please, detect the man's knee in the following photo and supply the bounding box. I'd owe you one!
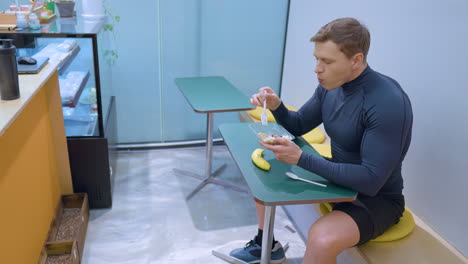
[307,223,339,252]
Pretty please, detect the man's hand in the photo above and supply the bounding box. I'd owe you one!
[250,86,282,111]
[259,138,303,165]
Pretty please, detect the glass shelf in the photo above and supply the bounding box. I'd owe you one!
[60,70,90,107]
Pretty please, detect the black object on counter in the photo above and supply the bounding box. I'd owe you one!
[0,39,20,100]
[18,56,37,65]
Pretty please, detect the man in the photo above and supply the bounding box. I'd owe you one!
[230,17,413,264]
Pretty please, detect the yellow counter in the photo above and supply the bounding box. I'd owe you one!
[0,61,73,263]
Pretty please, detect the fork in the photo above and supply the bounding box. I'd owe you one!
[261,90,267,125]
[286,172,327,187]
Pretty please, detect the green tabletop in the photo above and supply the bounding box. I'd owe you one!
[219,123,357,206]
[175,76,255,113]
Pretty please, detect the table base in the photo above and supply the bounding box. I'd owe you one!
[173,164,247,199]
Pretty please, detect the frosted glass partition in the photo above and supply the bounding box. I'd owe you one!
[160,0,289,141]
[111,0,162,144]
[110,0,288,143]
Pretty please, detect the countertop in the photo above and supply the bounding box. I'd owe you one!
[0,60,60,136]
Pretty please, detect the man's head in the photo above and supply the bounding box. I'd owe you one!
[310,17,370,90]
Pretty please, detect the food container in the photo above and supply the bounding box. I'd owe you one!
[249,123,295,144]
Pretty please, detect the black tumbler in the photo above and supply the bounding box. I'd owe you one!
[0,39,20,100]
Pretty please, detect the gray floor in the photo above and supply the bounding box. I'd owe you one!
[81,145,306,264]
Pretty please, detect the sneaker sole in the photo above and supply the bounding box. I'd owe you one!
[246,257,286,264]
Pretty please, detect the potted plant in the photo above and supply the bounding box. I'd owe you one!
[56,0,75,17]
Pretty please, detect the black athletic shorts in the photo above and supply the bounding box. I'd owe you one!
[332,193,405,246]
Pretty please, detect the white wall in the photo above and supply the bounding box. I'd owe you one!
[282,0,468,257]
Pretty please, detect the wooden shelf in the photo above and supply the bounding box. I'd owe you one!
[38,241,80,264]
[39,193,89,263]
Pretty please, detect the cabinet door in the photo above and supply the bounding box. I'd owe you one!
[68,137,112,208]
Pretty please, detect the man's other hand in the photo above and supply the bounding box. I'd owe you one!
[250,86,282,111]
[259,138,303,165]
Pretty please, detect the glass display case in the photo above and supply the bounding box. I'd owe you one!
[0,16,117,208]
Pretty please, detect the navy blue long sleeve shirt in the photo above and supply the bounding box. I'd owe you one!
[272,66,413,197]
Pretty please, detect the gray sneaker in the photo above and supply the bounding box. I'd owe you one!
[229,236,286,264]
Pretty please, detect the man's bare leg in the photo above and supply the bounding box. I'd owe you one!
[255,200,265,229]
[303,211,360,264]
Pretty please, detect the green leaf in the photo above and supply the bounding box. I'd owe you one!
[103,24,114,31]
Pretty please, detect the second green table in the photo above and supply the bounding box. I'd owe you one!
[175,76,255,199]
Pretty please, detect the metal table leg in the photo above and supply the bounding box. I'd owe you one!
[174,112,247,199]
[261,205,276,264]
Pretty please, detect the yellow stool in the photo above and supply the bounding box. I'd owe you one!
[313,141,414,243]
[310,143,332,159]
[319,203,415,242]
[247,105,326,144]
[247,105,297,122]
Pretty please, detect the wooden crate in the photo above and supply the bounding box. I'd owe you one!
[38,241,80,264]
[45,193,89,262]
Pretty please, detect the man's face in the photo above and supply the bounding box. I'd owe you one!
[313,40,355,90]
